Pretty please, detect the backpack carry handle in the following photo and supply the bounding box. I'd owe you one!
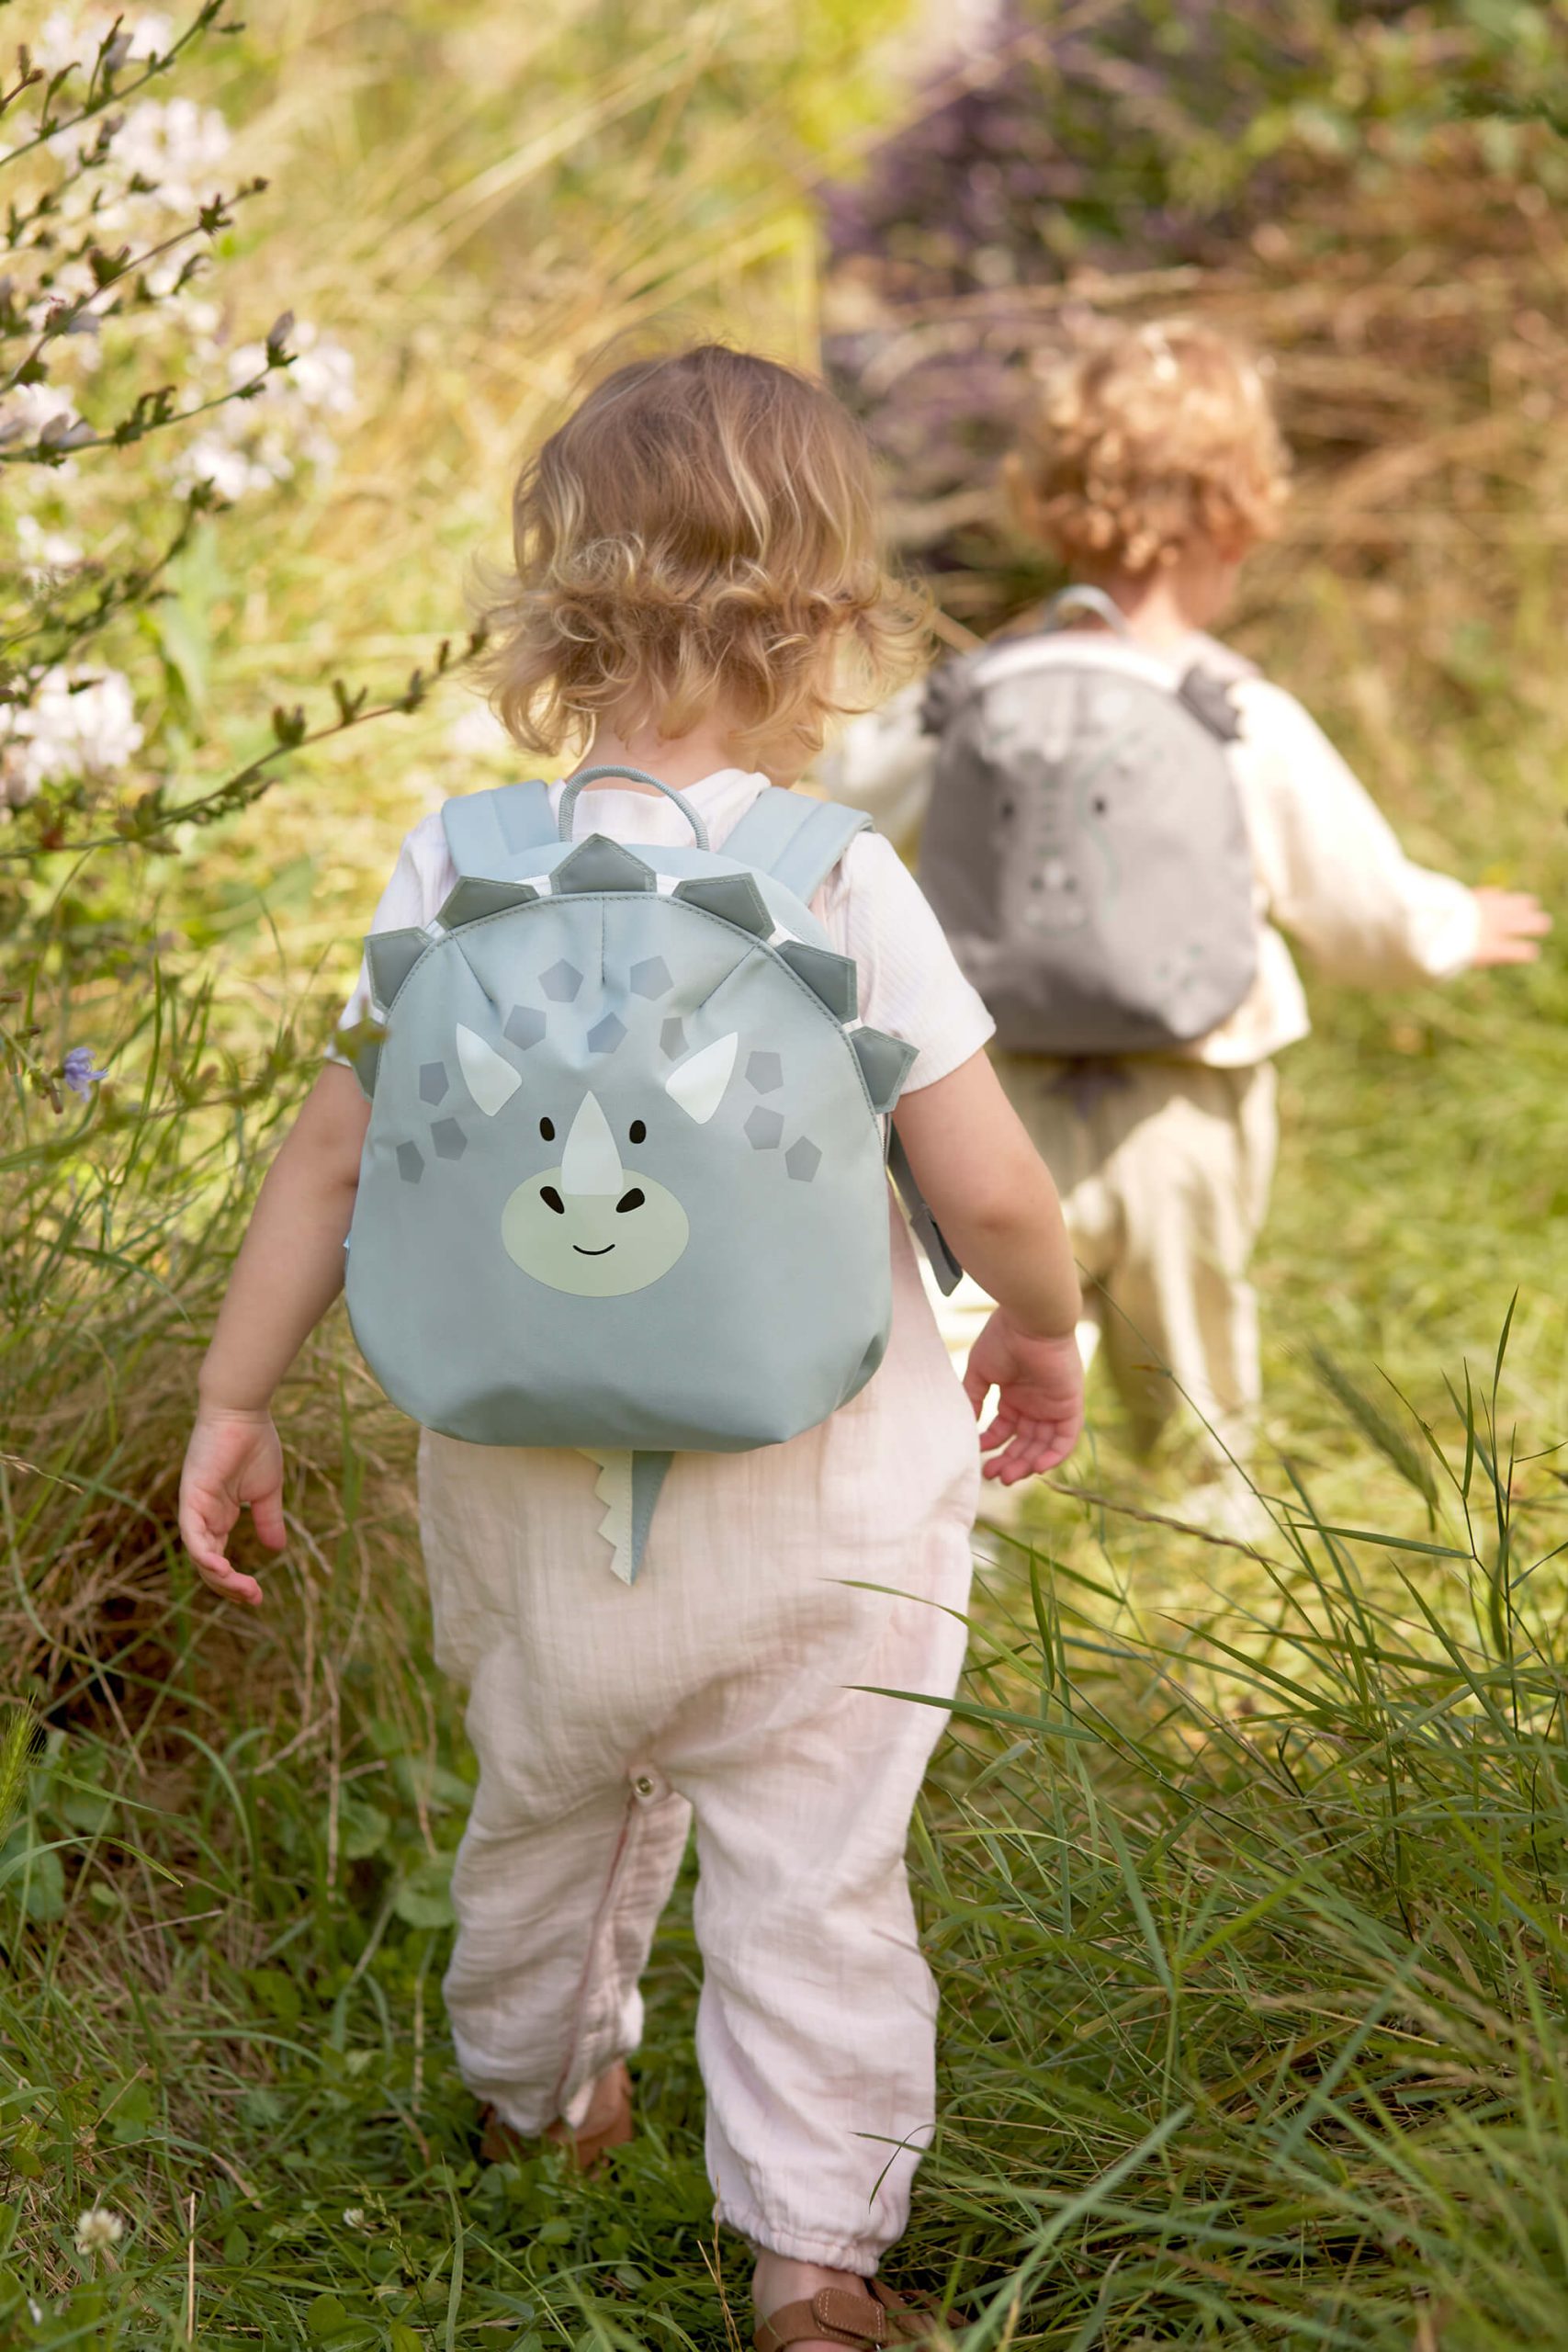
[1042,583,1131,637]
[558,765,711,852]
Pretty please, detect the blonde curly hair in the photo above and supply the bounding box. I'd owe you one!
[1009,320,1289,577]
[476,345,928,770]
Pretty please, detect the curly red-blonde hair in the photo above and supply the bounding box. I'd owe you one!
[1009,319,1289,576]
[476,345,927,769]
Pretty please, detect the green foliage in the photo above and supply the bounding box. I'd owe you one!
[6,1358,1568,2346]
[2,5,1567,2348]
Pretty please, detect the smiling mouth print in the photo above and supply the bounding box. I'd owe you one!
[534,1175,649,1256]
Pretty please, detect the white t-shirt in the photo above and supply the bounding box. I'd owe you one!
[818,644,1481,1069]
[334,768,994,1091]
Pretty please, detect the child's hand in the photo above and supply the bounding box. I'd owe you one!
[964,1311,1085,1483]
[1472,887,1551,967]
[178,1408,287,1609]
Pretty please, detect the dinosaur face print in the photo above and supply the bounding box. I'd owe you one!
[500,1091,691,1297]
[449,1024,741,1299]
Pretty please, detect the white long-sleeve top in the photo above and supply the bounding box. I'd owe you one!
[818,645,1481,1069]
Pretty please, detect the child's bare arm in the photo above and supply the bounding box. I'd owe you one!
[894,1051,1084,1480]
[179,1063,368,1606]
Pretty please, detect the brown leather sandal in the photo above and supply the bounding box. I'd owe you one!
[477,2060,635,2171]
[754,2278,957,2349]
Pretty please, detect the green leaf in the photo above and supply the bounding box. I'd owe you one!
[107,2076,153,2144]
[58,1788,114,1835]
[142,594,209,721]
[7,1843,66,1923]
[391,1758,473,1815]
[244,1966,303,2026]
[338,1798,389,1860]
[392,1853,455,1931]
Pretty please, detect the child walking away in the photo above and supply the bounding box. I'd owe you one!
[178,346,1085,2349]
[823,319,1549,1532]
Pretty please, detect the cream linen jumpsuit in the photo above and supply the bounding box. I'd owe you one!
[339,768,995,2272]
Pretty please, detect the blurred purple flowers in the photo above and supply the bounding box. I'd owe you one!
[62,1046,107,1098]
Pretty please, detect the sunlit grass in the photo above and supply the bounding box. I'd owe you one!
[6,3,1568,2346]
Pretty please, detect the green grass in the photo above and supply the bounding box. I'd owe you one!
[8,5,1568,2347]
[8,1329,1568,2350]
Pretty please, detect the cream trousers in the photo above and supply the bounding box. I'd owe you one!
[418,1216,979,2273]
[937,1058,1279,1472]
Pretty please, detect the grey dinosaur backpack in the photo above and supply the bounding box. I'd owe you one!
[343,769,957,1577]
[918,588,1259,1056]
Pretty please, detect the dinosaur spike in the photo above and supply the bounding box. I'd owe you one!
[851,1024,919,1115]
[436,876,540,929]
[366,926,428,1012]
[351,1038,381,1098]
[778,940,859,1022]
[582,1448,671,1583]
[553,834,657,895]
[673,872,773,936]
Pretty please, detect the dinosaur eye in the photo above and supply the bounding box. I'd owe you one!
[615,1187,645,1214]
[539,1116,556,1141]
[628,1118,646,1145]
[540,1184,565,1214]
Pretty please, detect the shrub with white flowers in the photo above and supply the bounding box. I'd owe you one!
[0,3,461,1120]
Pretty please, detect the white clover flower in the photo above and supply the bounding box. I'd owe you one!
[73,2207,125,2256]
[2,667,144,805]
[342,2206,369,2231]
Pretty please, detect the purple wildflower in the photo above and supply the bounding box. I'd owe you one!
[62,1046,107,1098]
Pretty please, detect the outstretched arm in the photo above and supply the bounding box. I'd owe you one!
[1247,682,1550,982]
[894,1051,1084,1482]
[179,1062,369,1606]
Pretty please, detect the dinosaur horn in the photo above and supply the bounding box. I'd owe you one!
[561,1091,625,1197]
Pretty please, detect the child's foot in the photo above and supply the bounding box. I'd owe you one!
[752,2254,948,2349]
[753,2256,870,2352]
[478,2059,634,2170]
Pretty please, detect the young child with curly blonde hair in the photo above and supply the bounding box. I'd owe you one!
[826,319,1547,1523]
[178,346,1085,2349]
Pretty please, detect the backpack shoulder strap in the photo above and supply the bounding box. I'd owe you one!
[721,788,871,904]
[887,1127,963,1296]
[441,780,558,880]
